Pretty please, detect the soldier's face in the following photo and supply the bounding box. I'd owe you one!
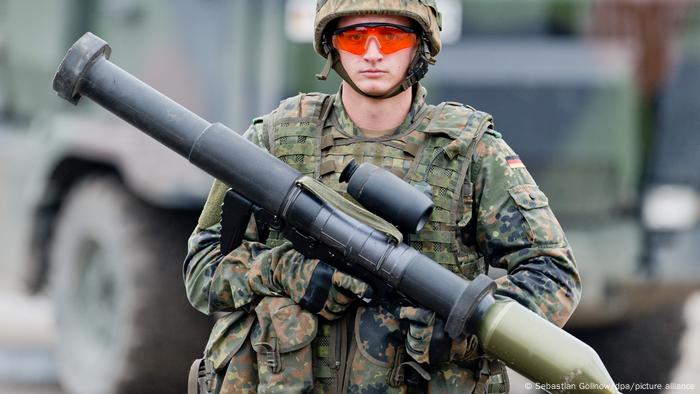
[334,15,417,96]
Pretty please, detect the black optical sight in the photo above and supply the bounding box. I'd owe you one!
[340,159,434,235]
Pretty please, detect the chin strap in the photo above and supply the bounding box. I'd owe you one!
[315,51,336,81]
[316,35,435,100]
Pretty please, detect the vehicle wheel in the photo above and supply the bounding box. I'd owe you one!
[49,176,212,394]
[573,303,686,390]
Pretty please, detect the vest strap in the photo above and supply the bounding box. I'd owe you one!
[403,142,420,157]
[319,160,337,176]
[187,358,203,394]
[473,358,491,394]
[321,134,335,150]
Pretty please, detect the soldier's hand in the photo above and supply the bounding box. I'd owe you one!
[250,249,372,320]
[319,269,372,320]
[290,261,372,320]
[399,306,468,365]
[399,306,437,364]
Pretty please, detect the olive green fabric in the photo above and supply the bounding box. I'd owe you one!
[296,175,403,244]
[197,179,230,229]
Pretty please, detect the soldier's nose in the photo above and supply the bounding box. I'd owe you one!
[363,37,383,61]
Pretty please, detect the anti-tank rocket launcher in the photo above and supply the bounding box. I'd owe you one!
[53,32,620,394]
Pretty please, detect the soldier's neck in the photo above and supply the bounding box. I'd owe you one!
[341,81,413,138]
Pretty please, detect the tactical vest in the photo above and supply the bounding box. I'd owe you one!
[262,92,493,279]
[256,92,507,394]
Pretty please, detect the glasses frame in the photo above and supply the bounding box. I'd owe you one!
[331,23,418,56]
[332,22,417,36]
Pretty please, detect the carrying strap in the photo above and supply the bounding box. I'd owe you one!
[197,180,229,229]
[473,358,491,394]
[187,358,202,394]
[296,176,403,244]
[188,357,216,394]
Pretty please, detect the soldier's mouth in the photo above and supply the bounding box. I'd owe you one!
[360,69,387,77]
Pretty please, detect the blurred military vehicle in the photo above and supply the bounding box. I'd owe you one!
[0,1,279,393]
[0,0,699,393]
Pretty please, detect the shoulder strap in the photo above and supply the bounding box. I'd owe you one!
[460,110,494,163]
[262,93,333,156]
[423,102,479,138]
[447,110,493,226]
[418,102,493,164]
[187,358,202,394]
[421,103,494,234]
[454,107,494,192]
[451,109,494,267]
[405,103,494,270]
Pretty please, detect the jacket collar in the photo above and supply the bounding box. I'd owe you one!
[329,84,428,138]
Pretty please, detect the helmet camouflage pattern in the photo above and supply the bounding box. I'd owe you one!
[314,0,443,58]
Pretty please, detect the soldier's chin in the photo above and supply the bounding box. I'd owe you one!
[357,81,393,98]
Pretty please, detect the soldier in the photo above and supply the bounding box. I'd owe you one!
[184,1,581,393]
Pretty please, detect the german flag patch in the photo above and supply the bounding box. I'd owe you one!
[506,155,525,169]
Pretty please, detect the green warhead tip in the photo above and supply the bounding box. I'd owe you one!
[478,300,620,394]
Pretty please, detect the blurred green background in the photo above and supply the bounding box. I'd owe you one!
[1,0,699,393]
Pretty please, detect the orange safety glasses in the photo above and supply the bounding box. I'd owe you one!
[332,23,418,56]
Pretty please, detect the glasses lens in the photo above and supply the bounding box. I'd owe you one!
[333,27,370,55]
[333,26,416,55]
[373,26,417,54]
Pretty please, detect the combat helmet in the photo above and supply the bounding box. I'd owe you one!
[314,0,443,99]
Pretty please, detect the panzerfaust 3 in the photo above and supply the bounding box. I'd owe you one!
[53,32,619,393]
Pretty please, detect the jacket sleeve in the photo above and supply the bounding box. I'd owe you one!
[182,120,308,315]
[470,132,582,327]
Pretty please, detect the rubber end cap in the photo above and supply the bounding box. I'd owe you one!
[52,32,111,105]
[339,159,359,184]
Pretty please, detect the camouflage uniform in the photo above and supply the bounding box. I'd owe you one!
[184,84,581,393]
[185,0,580,392]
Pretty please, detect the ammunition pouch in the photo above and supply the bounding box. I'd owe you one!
[251,296,318,393]
[349,305,429,389]
[353,305,403,370]
[347,305,509,393]
[188,311,257,394]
